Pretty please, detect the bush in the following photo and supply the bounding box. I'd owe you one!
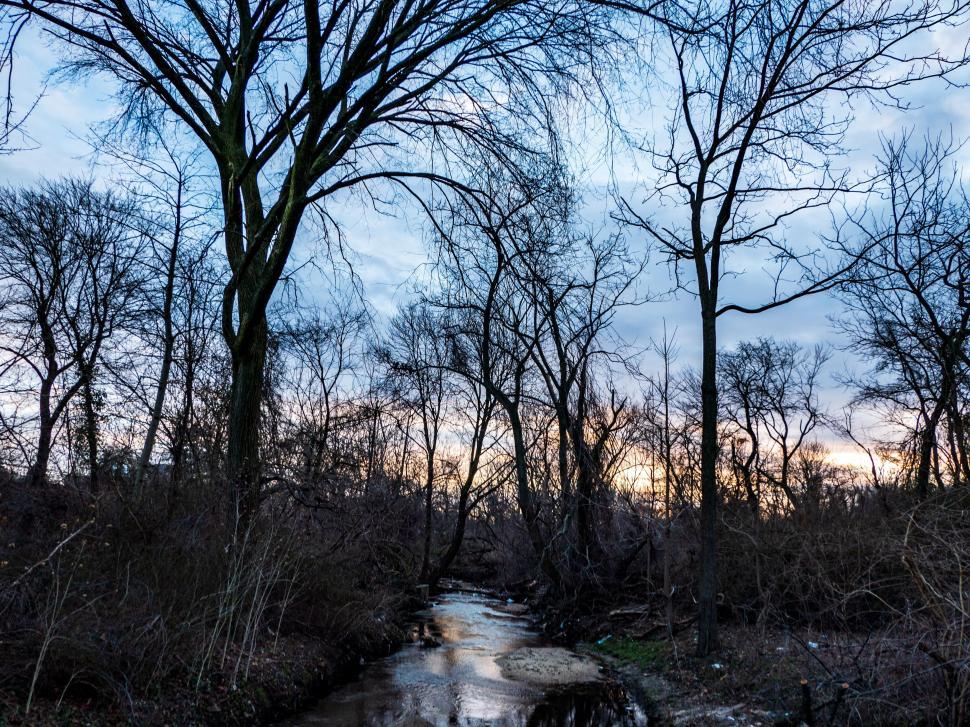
[0,473,412,719]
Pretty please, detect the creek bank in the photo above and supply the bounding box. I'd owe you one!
[508,585,806,725]
[0,601,415,726]
[529,592,883,725]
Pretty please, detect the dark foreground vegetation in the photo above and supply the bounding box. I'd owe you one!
[0,0,969,724]
[0,472,414,724]
[4,448,970,724]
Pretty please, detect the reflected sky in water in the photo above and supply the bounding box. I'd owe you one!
[290,592,649,726]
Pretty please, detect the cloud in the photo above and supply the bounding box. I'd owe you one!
[1,21,966,437]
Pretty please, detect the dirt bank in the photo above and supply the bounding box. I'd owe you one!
[0,616,409,726]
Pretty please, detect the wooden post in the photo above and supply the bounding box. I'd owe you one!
[800,678,815,727]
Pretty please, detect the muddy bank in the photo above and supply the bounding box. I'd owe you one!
[194,630,408,726]
[1,611,411,726]
[515,588,800,725]
[530,591,887,726]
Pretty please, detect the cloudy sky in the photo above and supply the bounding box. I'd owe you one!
[3,19,970,464]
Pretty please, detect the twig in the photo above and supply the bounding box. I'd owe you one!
[5,518,94,591]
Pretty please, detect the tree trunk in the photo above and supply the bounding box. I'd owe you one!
[915,398,945,499]
[944,362,969,487]
[169,414,186,514]
[573,421,592,561]
[135,351,173,492]
[30,420,54,489]
[509,409,559,585]
[420,453,434,582]
[557,414,571,497]
[663,416,674,639]
[29,375,55,488]
[430,487,469,588]
[29,338,60,488]
[227,316,267,524]
[573,373,592,561]
[697,307,720,656]
[951,407,970,487]
[135,221,180,493]
[169,314,197,512]
[575,454,595,560]
[81,368,100,493]
[429,397,491,588]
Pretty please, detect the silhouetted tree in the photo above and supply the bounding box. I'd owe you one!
[0,0,617,521]
[0,180,143,488]
[838,135,970,497]
[721,338,828,512]
[622,0,969,654]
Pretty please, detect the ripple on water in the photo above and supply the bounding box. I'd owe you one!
[289,591,649,726]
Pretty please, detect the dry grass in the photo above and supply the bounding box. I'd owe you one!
[0,474,411,722]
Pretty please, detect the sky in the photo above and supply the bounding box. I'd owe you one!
[3,18,970,466]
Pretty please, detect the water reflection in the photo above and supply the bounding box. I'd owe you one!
[291,592,649,726]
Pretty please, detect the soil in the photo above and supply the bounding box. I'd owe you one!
[575,619,932,725]
[527,595,890,725]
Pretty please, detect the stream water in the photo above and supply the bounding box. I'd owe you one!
[290,591,650,726]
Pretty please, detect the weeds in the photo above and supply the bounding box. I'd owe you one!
[593,637,670,668]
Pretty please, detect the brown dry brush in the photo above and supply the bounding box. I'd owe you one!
[0,470,410,718]
[711,489,969,724]
[900,493,970,726]
[490,479,970,723]
[0,478,274,712]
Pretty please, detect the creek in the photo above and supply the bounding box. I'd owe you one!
[289,590,650,726]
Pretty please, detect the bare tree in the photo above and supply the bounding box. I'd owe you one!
[162,242,225,502]
[432,156,571,582]
[646,324,680,637]
[838,134,970,497]
[426,365,497,586]
[378,301,451,582]
[621,0,969,654]
[0,179,143,489]
[521,231,643,570]
[428,150,645,587]
[275,287,369,487]
[721,338,828,512]
[0,0,616,521]
[94,142,219,494]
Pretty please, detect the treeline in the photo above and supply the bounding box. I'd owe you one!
[0,0,968,723]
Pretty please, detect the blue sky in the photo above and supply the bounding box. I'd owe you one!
[3,21,970,459]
